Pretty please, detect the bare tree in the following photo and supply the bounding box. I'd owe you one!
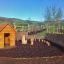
[44,6,63,33]
[44,6,52,33]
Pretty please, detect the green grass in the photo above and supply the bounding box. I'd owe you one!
[37,30,47,36]
[48,26,56,33]
[36,25,57,36]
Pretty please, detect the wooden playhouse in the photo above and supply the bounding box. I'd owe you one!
[0,23,16,48]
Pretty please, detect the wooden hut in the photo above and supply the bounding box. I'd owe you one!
[0,23,16,48]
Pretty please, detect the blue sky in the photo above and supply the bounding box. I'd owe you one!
[0,0,64,21]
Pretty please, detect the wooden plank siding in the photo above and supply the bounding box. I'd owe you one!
[0,23,16,48]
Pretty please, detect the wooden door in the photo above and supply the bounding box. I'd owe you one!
[4,33,10,47]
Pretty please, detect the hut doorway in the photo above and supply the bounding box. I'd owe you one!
[4,33,10,47]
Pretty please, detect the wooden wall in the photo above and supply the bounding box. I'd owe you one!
[0,25,16,48]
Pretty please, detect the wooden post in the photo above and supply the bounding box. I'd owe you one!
[53,25,54,34]
[31,38,34,45]
[22,34,27,44]
[13,23,16,31]
[62,26,64,34]
[22,26,24,31]
[46,41,50,46]
[46,24,48,33]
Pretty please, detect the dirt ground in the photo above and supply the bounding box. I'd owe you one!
[0,42,63,58]
[0,56,64,64]
[0,39,64,64]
